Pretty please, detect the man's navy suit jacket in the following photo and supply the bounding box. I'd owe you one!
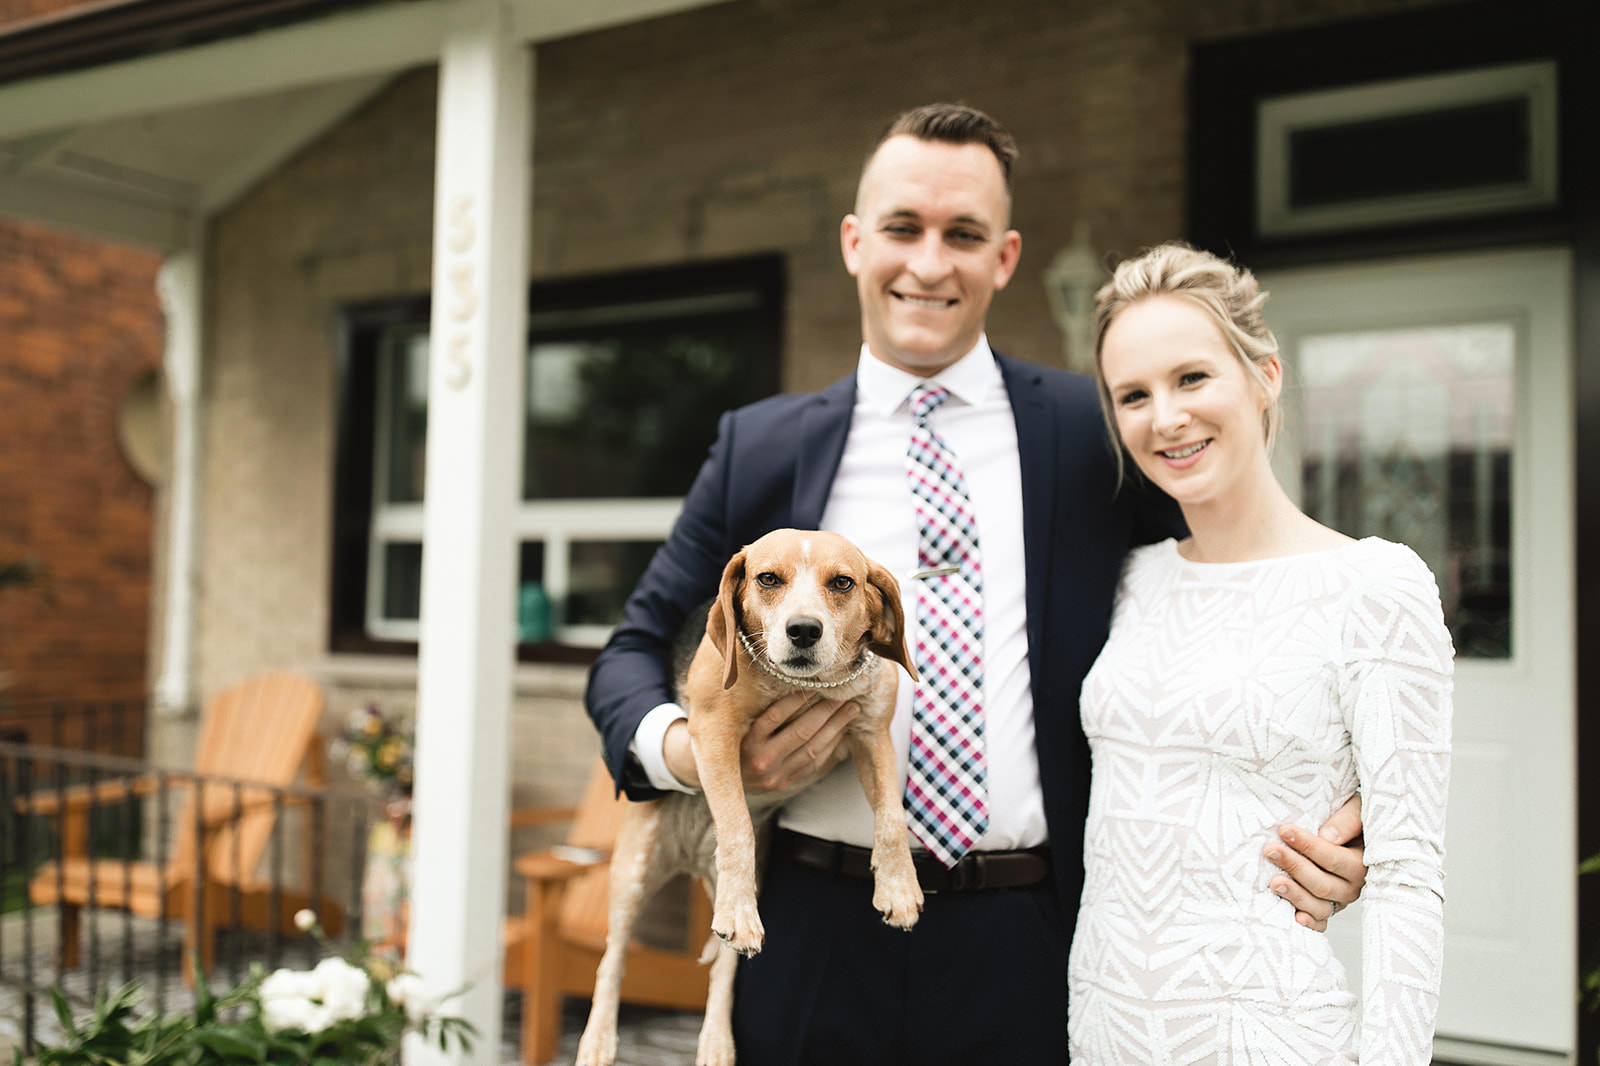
[585,351,1180,921]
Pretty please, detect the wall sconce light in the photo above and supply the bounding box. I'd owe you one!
[1043,221,1103,375]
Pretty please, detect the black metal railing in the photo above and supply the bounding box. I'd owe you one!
[0,696,146,759]
[0,739,383,1054]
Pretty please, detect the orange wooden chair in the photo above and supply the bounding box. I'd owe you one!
[503,760,711,1066]
[16,672,339,979]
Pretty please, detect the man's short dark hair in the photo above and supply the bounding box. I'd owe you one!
[867,103,1018,191]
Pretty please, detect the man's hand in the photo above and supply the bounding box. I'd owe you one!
[661,694,859,792]
[1265,793,1367,932]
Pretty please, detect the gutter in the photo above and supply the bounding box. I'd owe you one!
[0,0,378,86]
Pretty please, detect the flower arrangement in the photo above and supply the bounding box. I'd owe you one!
[332,704,414,800]
[20,911,473,1066]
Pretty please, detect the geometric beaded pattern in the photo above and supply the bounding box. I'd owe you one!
[1068,537,1453,1065]
[902,382,989,867]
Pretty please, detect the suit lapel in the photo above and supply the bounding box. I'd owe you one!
[996,354,1058,654]
[792,372,858,528]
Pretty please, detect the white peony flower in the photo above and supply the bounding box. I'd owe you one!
[311,956,372,1023]
[258,958,373,1034]
[385,973,436,1023]
[293,908,317,932]
[261,993,330,1035]
[259,967,317,1004]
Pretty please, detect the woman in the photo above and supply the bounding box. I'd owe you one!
[1068,243,1452,1065]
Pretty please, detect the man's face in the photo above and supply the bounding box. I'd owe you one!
[841,135,1022,377]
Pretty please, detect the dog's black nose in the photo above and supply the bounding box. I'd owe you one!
[786,617,823,649]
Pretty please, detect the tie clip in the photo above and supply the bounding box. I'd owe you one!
[909,565,959,580]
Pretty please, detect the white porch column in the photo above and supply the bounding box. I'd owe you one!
[153,240,203,718]
[406,4,530,1063]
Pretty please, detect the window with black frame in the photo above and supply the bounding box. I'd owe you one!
[329,256,784,657]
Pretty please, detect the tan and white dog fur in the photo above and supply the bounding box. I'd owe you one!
[574,528,923,1066]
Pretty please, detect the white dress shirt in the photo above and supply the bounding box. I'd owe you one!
[632,337,1047,851]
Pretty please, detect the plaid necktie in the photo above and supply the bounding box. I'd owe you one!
[903,382,989,867]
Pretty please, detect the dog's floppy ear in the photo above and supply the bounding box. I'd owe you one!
[705,549,747,690]
[865,560,918,683]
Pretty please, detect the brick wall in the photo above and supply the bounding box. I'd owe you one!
[0,219,161,713]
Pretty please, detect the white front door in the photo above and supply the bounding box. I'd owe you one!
[1261,248,1576,1065]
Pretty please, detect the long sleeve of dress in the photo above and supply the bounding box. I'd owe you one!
[1338,546,1454,1065]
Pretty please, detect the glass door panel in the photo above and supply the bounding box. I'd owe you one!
[1294,323,1514,658]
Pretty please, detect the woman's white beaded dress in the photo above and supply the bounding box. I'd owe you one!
[1068,537,1452,1065]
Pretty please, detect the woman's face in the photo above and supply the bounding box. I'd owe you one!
[1098,294,1279,511]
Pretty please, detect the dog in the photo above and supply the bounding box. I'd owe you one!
[574,528,923,1066]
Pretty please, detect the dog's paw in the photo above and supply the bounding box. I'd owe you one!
[696,1019,737,1066]
[575,1025,618,1066]
[711,895,765,956]
[873,873,924,929]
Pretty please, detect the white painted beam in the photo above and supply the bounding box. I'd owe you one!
[153,238,205,717]
[0,0,452,139]
[0,172,191,250]
[0,0,723,141]
[404,3,529,1062]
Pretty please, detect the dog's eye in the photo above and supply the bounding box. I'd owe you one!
[755,572,782,588]
[829,576,855,592]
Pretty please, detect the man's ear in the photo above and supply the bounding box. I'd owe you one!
[840,214,863,276]
[992,229,1022,291]
[864,561,917,683]
[705,549,747,690]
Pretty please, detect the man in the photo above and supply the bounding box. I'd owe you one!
[586,103,1365,1064]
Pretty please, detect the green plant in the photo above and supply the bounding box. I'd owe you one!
[19,914,473,1065]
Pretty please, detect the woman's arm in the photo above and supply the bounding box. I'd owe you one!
[1341,546,1454,1064]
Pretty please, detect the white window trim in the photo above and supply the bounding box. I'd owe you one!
[366,498,684,646]
[1256,60,1558,238]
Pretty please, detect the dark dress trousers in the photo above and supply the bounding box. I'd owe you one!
[585,352,1181,1065]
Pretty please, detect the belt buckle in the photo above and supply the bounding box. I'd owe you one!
[947,853,985,893]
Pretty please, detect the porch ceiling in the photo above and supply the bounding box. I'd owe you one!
[0,71,389,248]
[0,0,728,251]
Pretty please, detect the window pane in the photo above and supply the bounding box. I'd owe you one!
[1287,98,1531,209]
[381,542,424,621]
[516,541,550,643]
[565,540,663,628]
[1297,323,1513,658]
[380,330,429,505]
[524,313,768,500]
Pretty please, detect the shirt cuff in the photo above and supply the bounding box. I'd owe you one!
[629,702,698,793]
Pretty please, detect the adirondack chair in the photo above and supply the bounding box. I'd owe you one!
[16,672,337,979]
[503,760,712,1066]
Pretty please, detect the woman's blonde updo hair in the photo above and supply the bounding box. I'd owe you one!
[1091,242,1282,482]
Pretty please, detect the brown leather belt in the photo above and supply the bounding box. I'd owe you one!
[773,829,1051,894]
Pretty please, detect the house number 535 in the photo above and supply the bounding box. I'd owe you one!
[444,195,477,391]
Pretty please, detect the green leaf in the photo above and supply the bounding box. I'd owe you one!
[50,986,75,1033]
[191,958,217,1025]
[1581,853,1600,876]
[190,1026,266,1063]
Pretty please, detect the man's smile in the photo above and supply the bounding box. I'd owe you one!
[892,292,957,309]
